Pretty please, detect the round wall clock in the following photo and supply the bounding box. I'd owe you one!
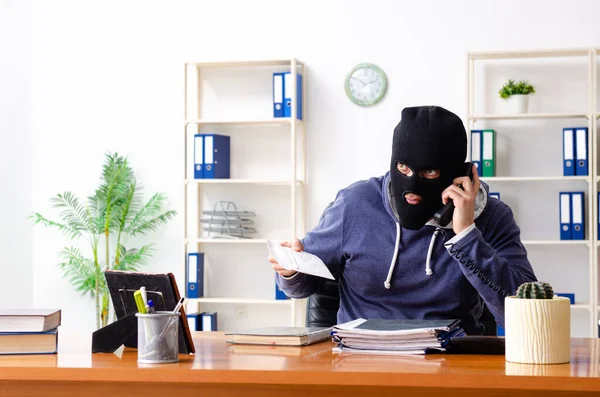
[344,63,388,107]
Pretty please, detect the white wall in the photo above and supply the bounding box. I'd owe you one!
[0,0,32,309]
[4,0,600,334]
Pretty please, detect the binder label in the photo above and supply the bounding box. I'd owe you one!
[560,194,570,225]
[188,254,198,283]
[576,128,587,160]
[274,75,283,104]
[483,132,493,159]
[572,193,582,224]
[188,316,197,332]
[471,132,481,162]
[204,135,214,164]
[564,129,574,160]
[202,316,211,331]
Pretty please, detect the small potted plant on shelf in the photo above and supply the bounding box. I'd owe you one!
[505,281,570,364]
[498,79,535,113]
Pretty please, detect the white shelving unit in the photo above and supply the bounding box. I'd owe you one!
[192,297,295,306]
[470,113,589,121]
[467,48,597,337]
[186,118,296,126]
[482,176,590,182]
[183,59,307,331]
[521,240,591,246]
[186,179,303,185]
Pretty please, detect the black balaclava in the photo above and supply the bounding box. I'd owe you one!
[390,106,467,230]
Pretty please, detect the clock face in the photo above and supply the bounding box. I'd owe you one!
[345,63,388,106]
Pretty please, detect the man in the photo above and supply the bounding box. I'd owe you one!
[270,105,537,335]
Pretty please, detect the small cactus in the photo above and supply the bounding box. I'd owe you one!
[516,281,554,299]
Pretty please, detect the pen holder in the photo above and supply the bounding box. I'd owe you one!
[135,311,180,364]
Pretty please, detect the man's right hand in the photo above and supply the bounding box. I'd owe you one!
[269,238,304,277]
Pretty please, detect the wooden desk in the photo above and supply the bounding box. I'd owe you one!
[1,332,600,396]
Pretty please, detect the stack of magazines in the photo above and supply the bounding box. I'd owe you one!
[332,318,465,355]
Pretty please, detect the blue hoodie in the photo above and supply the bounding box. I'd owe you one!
[276,172,537,335]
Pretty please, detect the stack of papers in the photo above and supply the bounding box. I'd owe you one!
[332,318,465,355]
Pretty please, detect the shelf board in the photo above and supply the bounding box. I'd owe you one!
[571,304,592,310]
[186,58,304,68]
[186,297,294,305]
[188,238,268,245]
[185,179,303,185]
[481,176,589,182]
[469,113,588,121]
[187,298,587,308]
[522,240,589,246]
[186,118,300,126]
[469,48,590,60]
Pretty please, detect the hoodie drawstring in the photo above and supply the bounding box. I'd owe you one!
[425,227,442,276]
[384,222,401,289]
[384,224,442,289]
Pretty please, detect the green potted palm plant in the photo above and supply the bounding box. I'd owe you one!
[31,152,177,329]
[498,79,536,113]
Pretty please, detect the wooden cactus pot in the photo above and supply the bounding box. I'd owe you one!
[504,296,570,364]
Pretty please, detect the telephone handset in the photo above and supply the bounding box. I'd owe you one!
[433,162,475,227]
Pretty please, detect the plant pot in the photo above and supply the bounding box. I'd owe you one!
[507,94,529,113]
[505,296,570,364]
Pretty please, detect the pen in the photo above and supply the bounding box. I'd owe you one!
[172,297,185,314]
[147,299,156,314]
[140,286,148,306]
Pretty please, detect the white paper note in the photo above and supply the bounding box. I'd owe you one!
[267,240,335,280]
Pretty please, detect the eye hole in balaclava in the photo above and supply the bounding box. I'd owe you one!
[395,162,442,181]
[390,106,467,230]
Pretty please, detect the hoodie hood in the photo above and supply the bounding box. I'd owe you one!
[381,171,489,288]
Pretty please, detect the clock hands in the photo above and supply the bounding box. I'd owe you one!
[352,76,379,86]
[350,77,366,86]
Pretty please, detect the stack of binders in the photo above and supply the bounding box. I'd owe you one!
[470,129,495,177]
[194,134,230,179]
[563,127,588,176]
[559,191,585,240]
[273,72,303,119]
[187,312,218,332]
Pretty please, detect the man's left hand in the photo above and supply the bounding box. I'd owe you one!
[441,164,480,234]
